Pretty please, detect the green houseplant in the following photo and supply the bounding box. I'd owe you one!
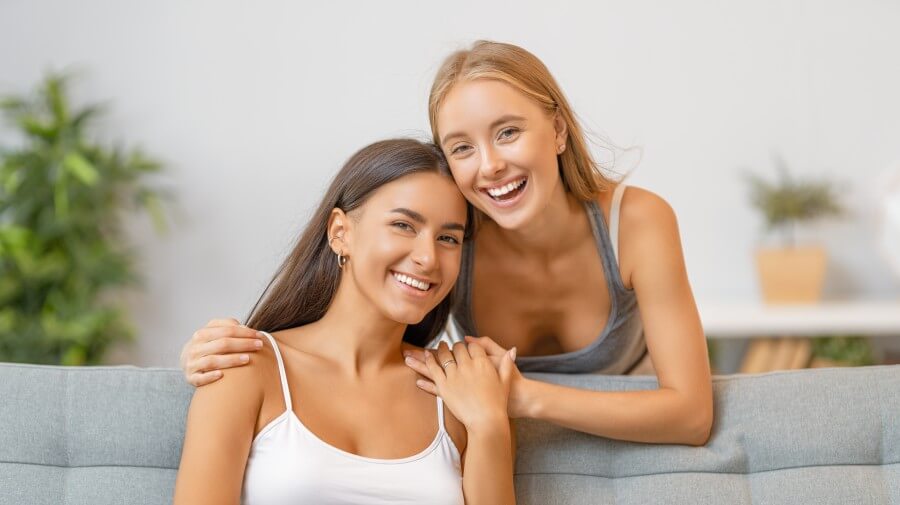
[0,72,169,365]
[745,157,845,304]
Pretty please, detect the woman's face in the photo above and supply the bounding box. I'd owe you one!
[336,171,467,325]
[436,79,567,230]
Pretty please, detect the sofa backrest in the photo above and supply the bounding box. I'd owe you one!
[1,362,898,504]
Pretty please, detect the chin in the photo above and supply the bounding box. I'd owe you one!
[386,306,433,326]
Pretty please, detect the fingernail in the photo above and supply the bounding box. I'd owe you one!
[402,351,411,358]
[214,371,223,377]
[416,380,426,388]
[239,324,247,328]
[240,354,249,362]
[255,340,263,348]
[423,350,431,360]
[256,331,265,338]
[404,357,415,365]
[510,347,517,361]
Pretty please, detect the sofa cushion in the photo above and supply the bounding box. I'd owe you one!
[0,362,897,504]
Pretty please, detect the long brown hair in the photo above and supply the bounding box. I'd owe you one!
[245,139,471,347]
[429,40,614,200]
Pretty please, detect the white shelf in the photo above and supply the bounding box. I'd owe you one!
[698,300,900,338]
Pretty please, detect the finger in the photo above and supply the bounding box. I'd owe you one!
[435,343,458,375]
[191,353,252,375]
[201,336,265,357]
[188,370,224,387]
[498,348,517,383]
[404,353,434,380]
[415,379,438,396]
[402,348,427,363]
[464,335,508,357]
[423,350,447,386]
[465,340,488,360]
[205,317,242,328]
[451,341,474,367]
[191,325,263,347]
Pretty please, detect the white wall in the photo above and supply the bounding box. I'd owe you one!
[2,0,899,366]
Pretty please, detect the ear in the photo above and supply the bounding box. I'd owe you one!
[553,110,568,150]
[327,208,350,254]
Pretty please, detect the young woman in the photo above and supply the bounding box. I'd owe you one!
[180,41,714,446]
[173,139,516,504]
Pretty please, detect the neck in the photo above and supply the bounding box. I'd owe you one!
[303,273,408,379]
[483,179,590,259]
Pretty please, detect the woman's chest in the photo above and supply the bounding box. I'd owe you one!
[469,244,614,356]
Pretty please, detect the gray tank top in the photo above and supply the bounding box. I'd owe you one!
[448,187,647,375]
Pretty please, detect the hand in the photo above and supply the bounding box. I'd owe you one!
[405,336,528,419]
[180,318,265,387]
[411,341,514,432]
[464,336,529,418]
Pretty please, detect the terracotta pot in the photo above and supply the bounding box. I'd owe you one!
[755,247,827,304]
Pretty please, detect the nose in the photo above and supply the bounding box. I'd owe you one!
[410,234,437,272]
[479,144,507,180]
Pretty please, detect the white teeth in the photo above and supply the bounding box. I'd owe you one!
[393,272,430,291]
[486,178,525,197]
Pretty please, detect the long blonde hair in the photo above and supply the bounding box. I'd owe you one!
[429,40,613,200]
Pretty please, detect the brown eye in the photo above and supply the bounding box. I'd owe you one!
[392,222,415,232]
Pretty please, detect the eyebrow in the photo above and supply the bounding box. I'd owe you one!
[440,114,527,147]
[390,208,466,232]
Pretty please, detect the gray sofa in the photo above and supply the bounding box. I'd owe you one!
[1,362,898,504]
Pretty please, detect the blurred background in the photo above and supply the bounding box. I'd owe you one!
[1,0,898,372]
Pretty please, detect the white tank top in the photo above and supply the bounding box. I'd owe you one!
[241,332,464,505]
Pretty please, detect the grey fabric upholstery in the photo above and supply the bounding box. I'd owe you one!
[0,362,897,504]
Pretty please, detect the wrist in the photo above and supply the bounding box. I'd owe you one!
[510,377,537,419]
[465,415,512,440]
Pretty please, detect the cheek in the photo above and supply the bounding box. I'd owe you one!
[515,136,557,176]
[438,249,463,292]
[449,160,477,192]
[354,231,400,273]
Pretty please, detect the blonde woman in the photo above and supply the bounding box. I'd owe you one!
[181,41,713,446]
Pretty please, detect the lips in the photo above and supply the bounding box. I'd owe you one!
[478,176,529,206]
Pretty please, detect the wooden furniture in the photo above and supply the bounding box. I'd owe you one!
[698,300,900,373]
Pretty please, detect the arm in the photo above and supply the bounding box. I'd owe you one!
[462,422,515,505]
[426,343,516,505]
[172,354,264,504]
[517,189,713,445]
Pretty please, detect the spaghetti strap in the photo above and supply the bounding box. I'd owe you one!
[260,331,293,412]
[436,396,447,433]
[609,183,628,265]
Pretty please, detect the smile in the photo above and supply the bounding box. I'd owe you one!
[480,176,529,204]
[391,271,433,292]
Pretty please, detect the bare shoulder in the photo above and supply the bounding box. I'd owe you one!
[192,335,276,412]
[602,184,682,289]
[615,185,678,228]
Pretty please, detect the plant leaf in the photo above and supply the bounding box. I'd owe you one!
[63,152,99,186]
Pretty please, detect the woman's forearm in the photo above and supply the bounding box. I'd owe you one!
[521,378,712,446]
[462,421,516,505]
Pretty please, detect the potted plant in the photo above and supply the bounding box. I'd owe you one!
[809,335,874,368]
[0,72,169,365]
[745,157,845,304]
